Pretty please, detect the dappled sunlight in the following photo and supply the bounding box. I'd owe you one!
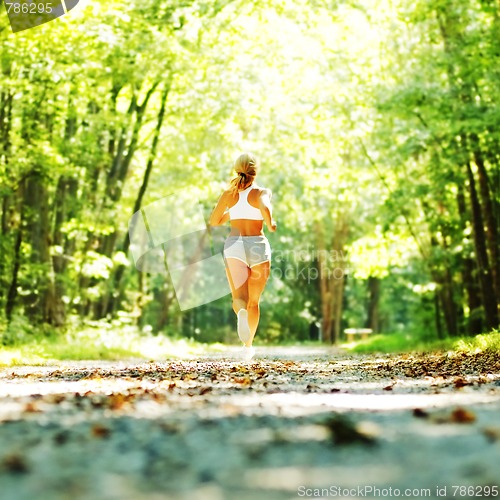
[0,349,47,367]
[226,391,500,413]
[243,464,401,491]
[0,326,231,367]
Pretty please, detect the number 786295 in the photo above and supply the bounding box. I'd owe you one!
[5,3,53,14]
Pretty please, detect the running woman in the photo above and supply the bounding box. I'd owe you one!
[209,153,277,360]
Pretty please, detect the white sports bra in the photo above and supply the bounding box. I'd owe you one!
[228,184,264,221]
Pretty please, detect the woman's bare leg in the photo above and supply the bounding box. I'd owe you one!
[245,261,270,346]
[225,258,249,314]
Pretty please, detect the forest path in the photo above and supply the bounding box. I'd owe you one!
[1,347,500,499]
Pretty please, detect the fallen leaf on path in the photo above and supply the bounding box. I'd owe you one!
[91,424,111,438]
[413,408,429,418]
[454,378,469,389]
[233,377,252,386]
[159,422,184,433]
[450,408,476,423]
[482,426,500,442]
[108,393,128,410]
[1,453,29,473]
[54,431,70,445]
[24,402,41,413]
[45,394,66,404]
[151,392,167,402]
[429,407,476,424]
[323,415,376,446]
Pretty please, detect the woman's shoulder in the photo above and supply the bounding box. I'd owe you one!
[251,183,270,193]
[249,185,272,204]
[221,189,238,206]
[221,189,237,198]
[255,186,272,197]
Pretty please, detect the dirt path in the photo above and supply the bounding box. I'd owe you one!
[1,347,500,500]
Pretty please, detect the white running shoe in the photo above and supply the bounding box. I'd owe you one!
[242,345,255,361]
[237,309,251,343]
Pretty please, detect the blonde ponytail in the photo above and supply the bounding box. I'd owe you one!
[228,152,258,194]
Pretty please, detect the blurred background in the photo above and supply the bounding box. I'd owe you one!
[0,0,498,357]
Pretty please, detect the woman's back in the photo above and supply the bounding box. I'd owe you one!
[227,185,265,236]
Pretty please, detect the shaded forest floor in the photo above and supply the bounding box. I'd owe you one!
[1,347,500,499]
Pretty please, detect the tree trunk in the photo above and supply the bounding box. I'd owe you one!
[105,80,171,317]
[436,5,498,330]
[0,90,13,164]
[316,216,349,344]
[434,291,443,339]
[5,189,24,321]
[466,161,499,330]
[456,185,483,334]
[332,272,345,343]
[317,225,333,343]
[430,235,458,337]
[91,82,161,319]
[469,134,500,299]
[365,276,380,333]
[106,82,160,204]
[441,232,459,336]
[50,176,74,326]
[23,171,62,325]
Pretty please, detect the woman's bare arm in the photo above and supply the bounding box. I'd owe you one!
[209,191,230,226]
[259,189,277,232]
[219,210,230,225]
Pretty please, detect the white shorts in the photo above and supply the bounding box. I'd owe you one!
[223,235,271,268]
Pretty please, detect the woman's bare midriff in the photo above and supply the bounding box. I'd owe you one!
[229,219,264,236]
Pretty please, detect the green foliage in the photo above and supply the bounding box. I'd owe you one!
[0,316,224,366]
[0,314,57,346]
[347,331,500,354]
[0,0,498,346]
